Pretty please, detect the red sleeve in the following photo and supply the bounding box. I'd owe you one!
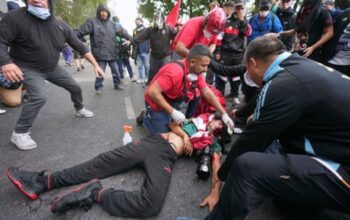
[197,74,208,90]
[175,23,198,48]
[157,73,175,92]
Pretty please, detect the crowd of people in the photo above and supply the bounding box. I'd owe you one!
[1,0,350,219]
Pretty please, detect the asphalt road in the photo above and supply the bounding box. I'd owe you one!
[0,61,284,220]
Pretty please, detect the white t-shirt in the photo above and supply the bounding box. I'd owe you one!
[329,22,350,66]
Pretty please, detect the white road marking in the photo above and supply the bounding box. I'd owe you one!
[125,97,136,119]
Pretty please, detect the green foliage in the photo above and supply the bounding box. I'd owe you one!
[53,0,107,28]
[137,0,223,21]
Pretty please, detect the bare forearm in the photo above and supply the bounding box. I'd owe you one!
[175,42,189,58]
[310,27,333,50]
[279,29,295,37]
[149,91,174,114]
[84,52,99,68]
[210,154,222,194]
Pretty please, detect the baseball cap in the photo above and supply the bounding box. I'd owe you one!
[260,1,271,10]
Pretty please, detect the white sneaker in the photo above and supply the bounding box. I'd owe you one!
[11,132,37,150]
[0,109,6,115]
[136,79,143,84]
[75,107,94,118]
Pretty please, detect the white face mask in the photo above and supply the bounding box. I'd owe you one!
[203,29,212,38]
[186,73,198,82]
[202,72,207,79]
[259,10,269,18]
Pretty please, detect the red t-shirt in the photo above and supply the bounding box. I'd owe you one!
[172,16,217,50]
[144,59,207,111]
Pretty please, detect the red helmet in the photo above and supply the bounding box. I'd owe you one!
[205,8,227,35]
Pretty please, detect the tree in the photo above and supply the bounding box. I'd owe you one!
[137,0,220,21]
[53,0,107,28]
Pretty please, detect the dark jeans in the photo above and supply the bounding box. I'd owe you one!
[205,152,350,220]
[95,60,121,90]
[148,55,171,84]
[143,106,172,134]
[15,66,83,133]
[50,134,177,218]
[117,58,133,79]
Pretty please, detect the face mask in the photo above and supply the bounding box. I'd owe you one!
[203,29,212,38]
[27,4,51,20]
[153,16,164,29]
[259,10,269,18]
[186,73,198,82]
[202,72,207,79]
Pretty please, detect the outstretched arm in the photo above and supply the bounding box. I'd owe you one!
[200,152,222,211]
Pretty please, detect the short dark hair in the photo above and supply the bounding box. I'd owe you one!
[223,1,235,8]
[187,44,213,60]
[244,36,286,63]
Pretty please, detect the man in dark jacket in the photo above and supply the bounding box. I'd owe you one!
[205,36,350,219]
[0,0,104,150]
[276,0,296,50]
[78,4,132,93]
[133,12,178,84]
[216,0,251,104]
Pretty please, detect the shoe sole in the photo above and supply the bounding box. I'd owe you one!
[10,137,37,150]
[50,178,100,214]
[6,167,38,200]
[75,113,94,118]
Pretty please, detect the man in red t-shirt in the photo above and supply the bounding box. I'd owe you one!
[173,8,227,59]
[143,44,233,134]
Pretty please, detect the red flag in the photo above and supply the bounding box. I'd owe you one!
[165,0,181,28]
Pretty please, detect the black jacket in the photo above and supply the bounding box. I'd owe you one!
[133,25,177,59]
[217,14,251,55]
[218,54,350,184]
[276,7,296,50]
[77,4,131,61]
[0,5,89,72]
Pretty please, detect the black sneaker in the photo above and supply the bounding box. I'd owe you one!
[136,110,145,126]
[80,64,84,69]
[6,167,46,200]
[51,179,102,214]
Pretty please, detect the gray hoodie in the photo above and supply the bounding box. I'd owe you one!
[77,4,132,61]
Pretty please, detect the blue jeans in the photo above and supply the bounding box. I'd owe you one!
[95,60,121,90]
[136,53,149,81]
[143,107,171,134]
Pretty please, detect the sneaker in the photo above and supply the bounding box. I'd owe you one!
[0,109,6,115]
[77,67,81,72]
[80,64,85,69]
[136,110,145,126]
[136,79,143,84]
[232,97,241,106]
[75,108,94,118]
[51,179,102,214]
[131,77,137,82]
[11,132,37,150]
[114,84,124,90]
[95,89,103,95]
[6,167,46,200]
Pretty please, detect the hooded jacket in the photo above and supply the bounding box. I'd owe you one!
[77,4,131,61]
[0,0,89,72]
